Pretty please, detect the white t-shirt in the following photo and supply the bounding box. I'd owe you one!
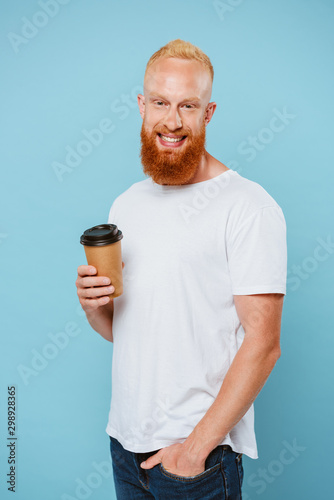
[105,168,287,459]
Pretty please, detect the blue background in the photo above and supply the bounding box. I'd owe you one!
[1,1,333,499]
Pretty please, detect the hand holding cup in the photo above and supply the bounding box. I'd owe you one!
[76,263,124,313]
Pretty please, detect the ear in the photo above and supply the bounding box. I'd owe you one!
[137,94,145,120]
[204,102,217,125]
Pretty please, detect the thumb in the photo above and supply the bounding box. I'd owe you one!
[140,450,163,469]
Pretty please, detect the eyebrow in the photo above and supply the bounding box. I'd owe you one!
[148,93,201,103]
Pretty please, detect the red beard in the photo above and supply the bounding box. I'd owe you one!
[140,120,206,185]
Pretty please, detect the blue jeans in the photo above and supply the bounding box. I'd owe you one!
[109,435,244,499]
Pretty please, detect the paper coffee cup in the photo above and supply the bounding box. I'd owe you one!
[80,224,123,298]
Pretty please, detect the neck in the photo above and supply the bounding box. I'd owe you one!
[183,150,209,185]
[184,151,229,184]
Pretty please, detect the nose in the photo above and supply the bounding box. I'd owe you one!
[163,105,182,131]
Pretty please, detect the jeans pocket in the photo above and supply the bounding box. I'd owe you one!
[159,461,221,483]
[158,445,223,483]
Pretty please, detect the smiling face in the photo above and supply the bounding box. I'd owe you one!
[138,57,215,185]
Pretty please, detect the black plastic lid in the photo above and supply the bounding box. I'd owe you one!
[80,224,123,246]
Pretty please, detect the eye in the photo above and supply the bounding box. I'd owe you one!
[183,104,195,109]
[155,101,165,106]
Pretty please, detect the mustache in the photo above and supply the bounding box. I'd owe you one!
[154,128,190,137]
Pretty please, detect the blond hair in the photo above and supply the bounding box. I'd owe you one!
[144,39,214,83]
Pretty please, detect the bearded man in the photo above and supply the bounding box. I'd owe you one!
[76,39,287,500]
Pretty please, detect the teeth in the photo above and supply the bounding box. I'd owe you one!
[160,134,184,143]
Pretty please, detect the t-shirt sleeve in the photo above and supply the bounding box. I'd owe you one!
[227,205,287,295]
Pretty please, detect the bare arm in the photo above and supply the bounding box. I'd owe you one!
[183,293,284,461]
[85,300,115,343]
[76,265,122,343]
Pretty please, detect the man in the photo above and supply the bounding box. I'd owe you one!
[76,39,287,499]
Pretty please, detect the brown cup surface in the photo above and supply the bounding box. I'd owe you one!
[83,240,123,298]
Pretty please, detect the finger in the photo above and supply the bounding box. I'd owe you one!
[141,450,163,469]
[78,276,112,288]
[77,265,96,277]
[79,285,114,299]
[81,296,111,309]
